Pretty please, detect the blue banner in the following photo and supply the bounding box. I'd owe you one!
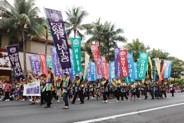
[29,55,40,75]
[69,49,76,76]
[90,61,97,82]
[110,61,115,83]
[127,52,136,82]
[153,66,157,82]
[134,62,138,80]
[86,62,91,81]
[164,61,172,79]
[50,47,61,76]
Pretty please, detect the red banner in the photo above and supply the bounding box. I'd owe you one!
[119,50,129,78]
[101,57,108,79]
[106,62,110,80]
[90,43,101,79]
[39,54,48,75]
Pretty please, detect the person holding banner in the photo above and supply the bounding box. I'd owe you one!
[62,72,72,109]
[43,68,54,108]
[71,75,84,104]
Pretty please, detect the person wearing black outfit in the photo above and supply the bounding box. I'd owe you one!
[101,78,108,103]
[71,76,84,104]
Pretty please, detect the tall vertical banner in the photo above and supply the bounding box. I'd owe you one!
[134,62,138,80]
[71,38,82,74]
[153,66,157,82]
[69,49,75,78]
[90,61,97,81]
[127,52,136,82]
[84,52,90,79]
[86,62,91,81]
[106,62,110,80]
[7,45,24,80]
[39,54,48,75]
[163,60,172,79]
[29,55,40,75]
[154,58,161,80]
[45,8,71,69]
[119,50,129,78]
[50,47,61,77]
[115,47,121,79]
[46,56,54,72]
[90,43,101,79]
[148,57,153,80]
[110,61,115,83]
[101,57,108,79]
[137,52,149,80]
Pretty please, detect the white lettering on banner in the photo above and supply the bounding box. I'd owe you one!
[9,53,19,66]
[51,22,65,40]
[57,44,69,62]
[139,56,147,77]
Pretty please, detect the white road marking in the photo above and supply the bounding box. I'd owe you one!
[74,102,184,123]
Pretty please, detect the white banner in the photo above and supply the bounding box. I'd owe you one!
[23,80,40,96]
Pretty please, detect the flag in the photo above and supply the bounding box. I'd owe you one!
[119,50,129,78]
[71,38,82,74]
[127,52,136,82]
[90,61,97,81]
[50,47,61,77]
[137,52,149,80]
[29,55,40,75]
[7,45,24,80]
[110,61,115,83]
[154,58,161,80]
[39,54,48,75]
[90,43,101,79]
[115,47,121,79]
[45,8,71,69]
[84,52,90,79]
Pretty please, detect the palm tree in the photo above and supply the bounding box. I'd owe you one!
[85,20,126,61]
[102,21,126,60]
[0,0,45,76]
[64,6,88,38]
[124,39,150,61]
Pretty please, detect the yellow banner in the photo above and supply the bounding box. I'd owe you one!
[154,58,161,80]
[84,52,90,78]
[148,57,153,79]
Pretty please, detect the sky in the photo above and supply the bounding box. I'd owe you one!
[8,0,184,60]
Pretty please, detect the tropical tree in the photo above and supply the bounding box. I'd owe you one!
[0,0,45,76]
[124,39,150,61]
[85,19,126,61]
[102,21,126,60]
[64,6,88,38]
[150,48,169,60]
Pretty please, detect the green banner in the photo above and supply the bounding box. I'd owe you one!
[46,55,54,72]
[137,52,149,80]
[71,38,82,74]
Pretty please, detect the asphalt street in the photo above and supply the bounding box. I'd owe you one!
[0,93,184,123]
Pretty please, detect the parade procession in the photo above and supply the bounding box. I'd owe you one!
[0,7,176,110]
[1,1,184,123]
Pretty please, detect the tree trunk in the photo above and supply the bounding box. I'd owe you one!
[22,30,27,77]
[45,30,48,55]
[74,30,76,38]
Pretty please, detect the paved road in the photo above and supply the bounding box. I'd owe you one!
[0,93,184,123]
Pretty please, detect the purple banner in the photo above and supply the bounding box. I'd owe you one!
[7,45,24,80]
[50,47,61,76]
[29,55,40,75]
[45,8,71,69]
[115,47,120,79]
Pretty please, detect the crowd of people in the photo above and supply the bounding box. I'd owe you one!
[0,67,176,109]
